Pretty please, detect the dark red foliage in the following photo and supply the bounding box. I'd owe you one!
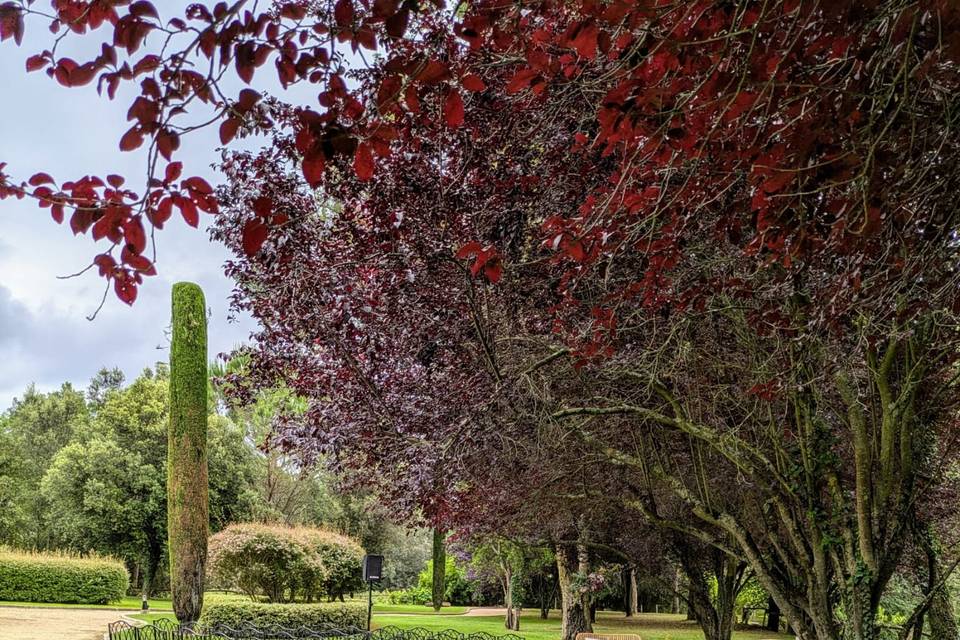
[3,1,960,553]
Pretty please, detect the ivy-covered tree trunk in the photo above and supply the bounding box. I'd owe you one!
[557,542,591,640]
[674,542,744,640]
[168,282,208,624]
[432,528,446,611]
[142,538,163,600]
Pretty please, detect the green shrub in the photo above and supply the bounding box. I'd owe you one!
[0,548,128,604]
[384,586,431,605]
[208,523,363,603]
[297,528,364,601]
[198,600,366,629]
[417,556,471,605]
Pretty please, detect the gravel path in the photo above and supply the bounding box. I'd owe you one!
[462,608,508,617]
[0,606,132,640]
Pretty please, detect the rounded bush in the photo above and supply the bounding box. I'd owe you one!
[208,523,363,603]
[0,549,128,604]
[198,600,366,629]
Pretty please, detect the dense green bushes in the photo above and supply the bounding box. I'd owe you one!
[198,600,366,629]
[208,523,363,603]
[0,549,128,604]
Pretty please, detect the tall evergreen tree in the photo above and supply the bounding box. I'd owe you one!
[168,282,208,624]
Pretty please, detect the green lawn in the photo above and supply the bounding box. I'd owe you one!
[373,604,469,615]
[118,606,798,640]
[0,595,171,610]
[373,611,793,640]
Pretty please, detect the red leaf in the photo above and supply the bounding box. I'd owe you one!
[456,242,483,259]
[385,8,409,38]
[119,126,144,151]
[124,217,147,252]
[92,211,115,241]
[242,219,269,256]
[26,54,47,72]
[405,85,420,113]
[334,0,354,26]
[94,254,117,277]
[107,174,125,188]
[570,21,599,59]
[416,60,450,85]
[280,3,308,19]
[164,162,183,183]
[148,197,173,227]
[129,1,160,20]
[353,142,374,181]
[506,68,538,94]
[220,117,241,144]
[483,258,503,284]
[29,172,55,186]
[0,3,24,45]
[182,176,213,195]
[444,91,465,128]
[302,151,325,187]
[176,196,199,227]
[461,74,486,92]
[114,277,138,305]
[70,210,95,235]
[237,88,261,110]
[252,195,272,218]
[156,129,180,161]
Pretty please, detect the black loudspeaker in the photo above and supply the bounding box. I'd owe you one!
[363,554,384,582]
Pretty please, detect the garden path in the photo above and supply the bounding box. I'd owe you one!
[462,608,508,617]
[0,605,128,640]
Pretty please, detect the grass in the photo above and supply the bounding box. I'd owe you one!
[127,608,794,640]
[0,595,171,610]
[375,611,793,640]
[373,604,469,615]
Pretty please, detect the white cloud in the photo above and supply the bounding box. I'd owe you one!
[0,6,258,408]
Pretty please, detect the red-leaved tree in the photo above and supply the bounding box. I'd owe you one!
[3,2,960,639]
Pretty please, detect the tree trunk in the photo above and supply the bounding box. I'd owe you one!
[540,569,557,620]
[676,545,741,640]
[765,597,781,632]
[432,528,446,611]
[672,566,680,614]
[503,567,520,631]
[142,547,161,600]
[557,543,591,640]
[168,282,208,625]
[923,527,958,640]
[622,566,638,617]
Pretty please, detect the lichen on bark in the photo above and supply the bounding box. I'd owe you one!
[168,282,208,624]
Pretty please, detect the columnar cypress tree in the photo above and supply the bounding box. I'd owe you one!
[168,282,208,624]
[432,528,446,611]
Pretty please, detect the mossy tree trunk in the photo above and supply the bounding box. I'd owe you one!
[557,542,592,640]
[168,282,208,624]
[432,528,446,611]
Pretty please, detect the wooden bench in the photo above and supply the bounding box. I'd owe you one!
[576,634,642,640]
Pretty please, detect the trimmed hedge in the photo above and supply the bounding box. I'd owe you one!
[0,549,128,604]
[198,601,366,629]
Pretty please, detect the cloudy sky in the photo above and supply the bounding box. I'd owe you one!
[0,5,260,408]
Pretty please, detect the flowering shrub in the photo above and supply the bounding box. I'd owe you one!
[208,523,362,603]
